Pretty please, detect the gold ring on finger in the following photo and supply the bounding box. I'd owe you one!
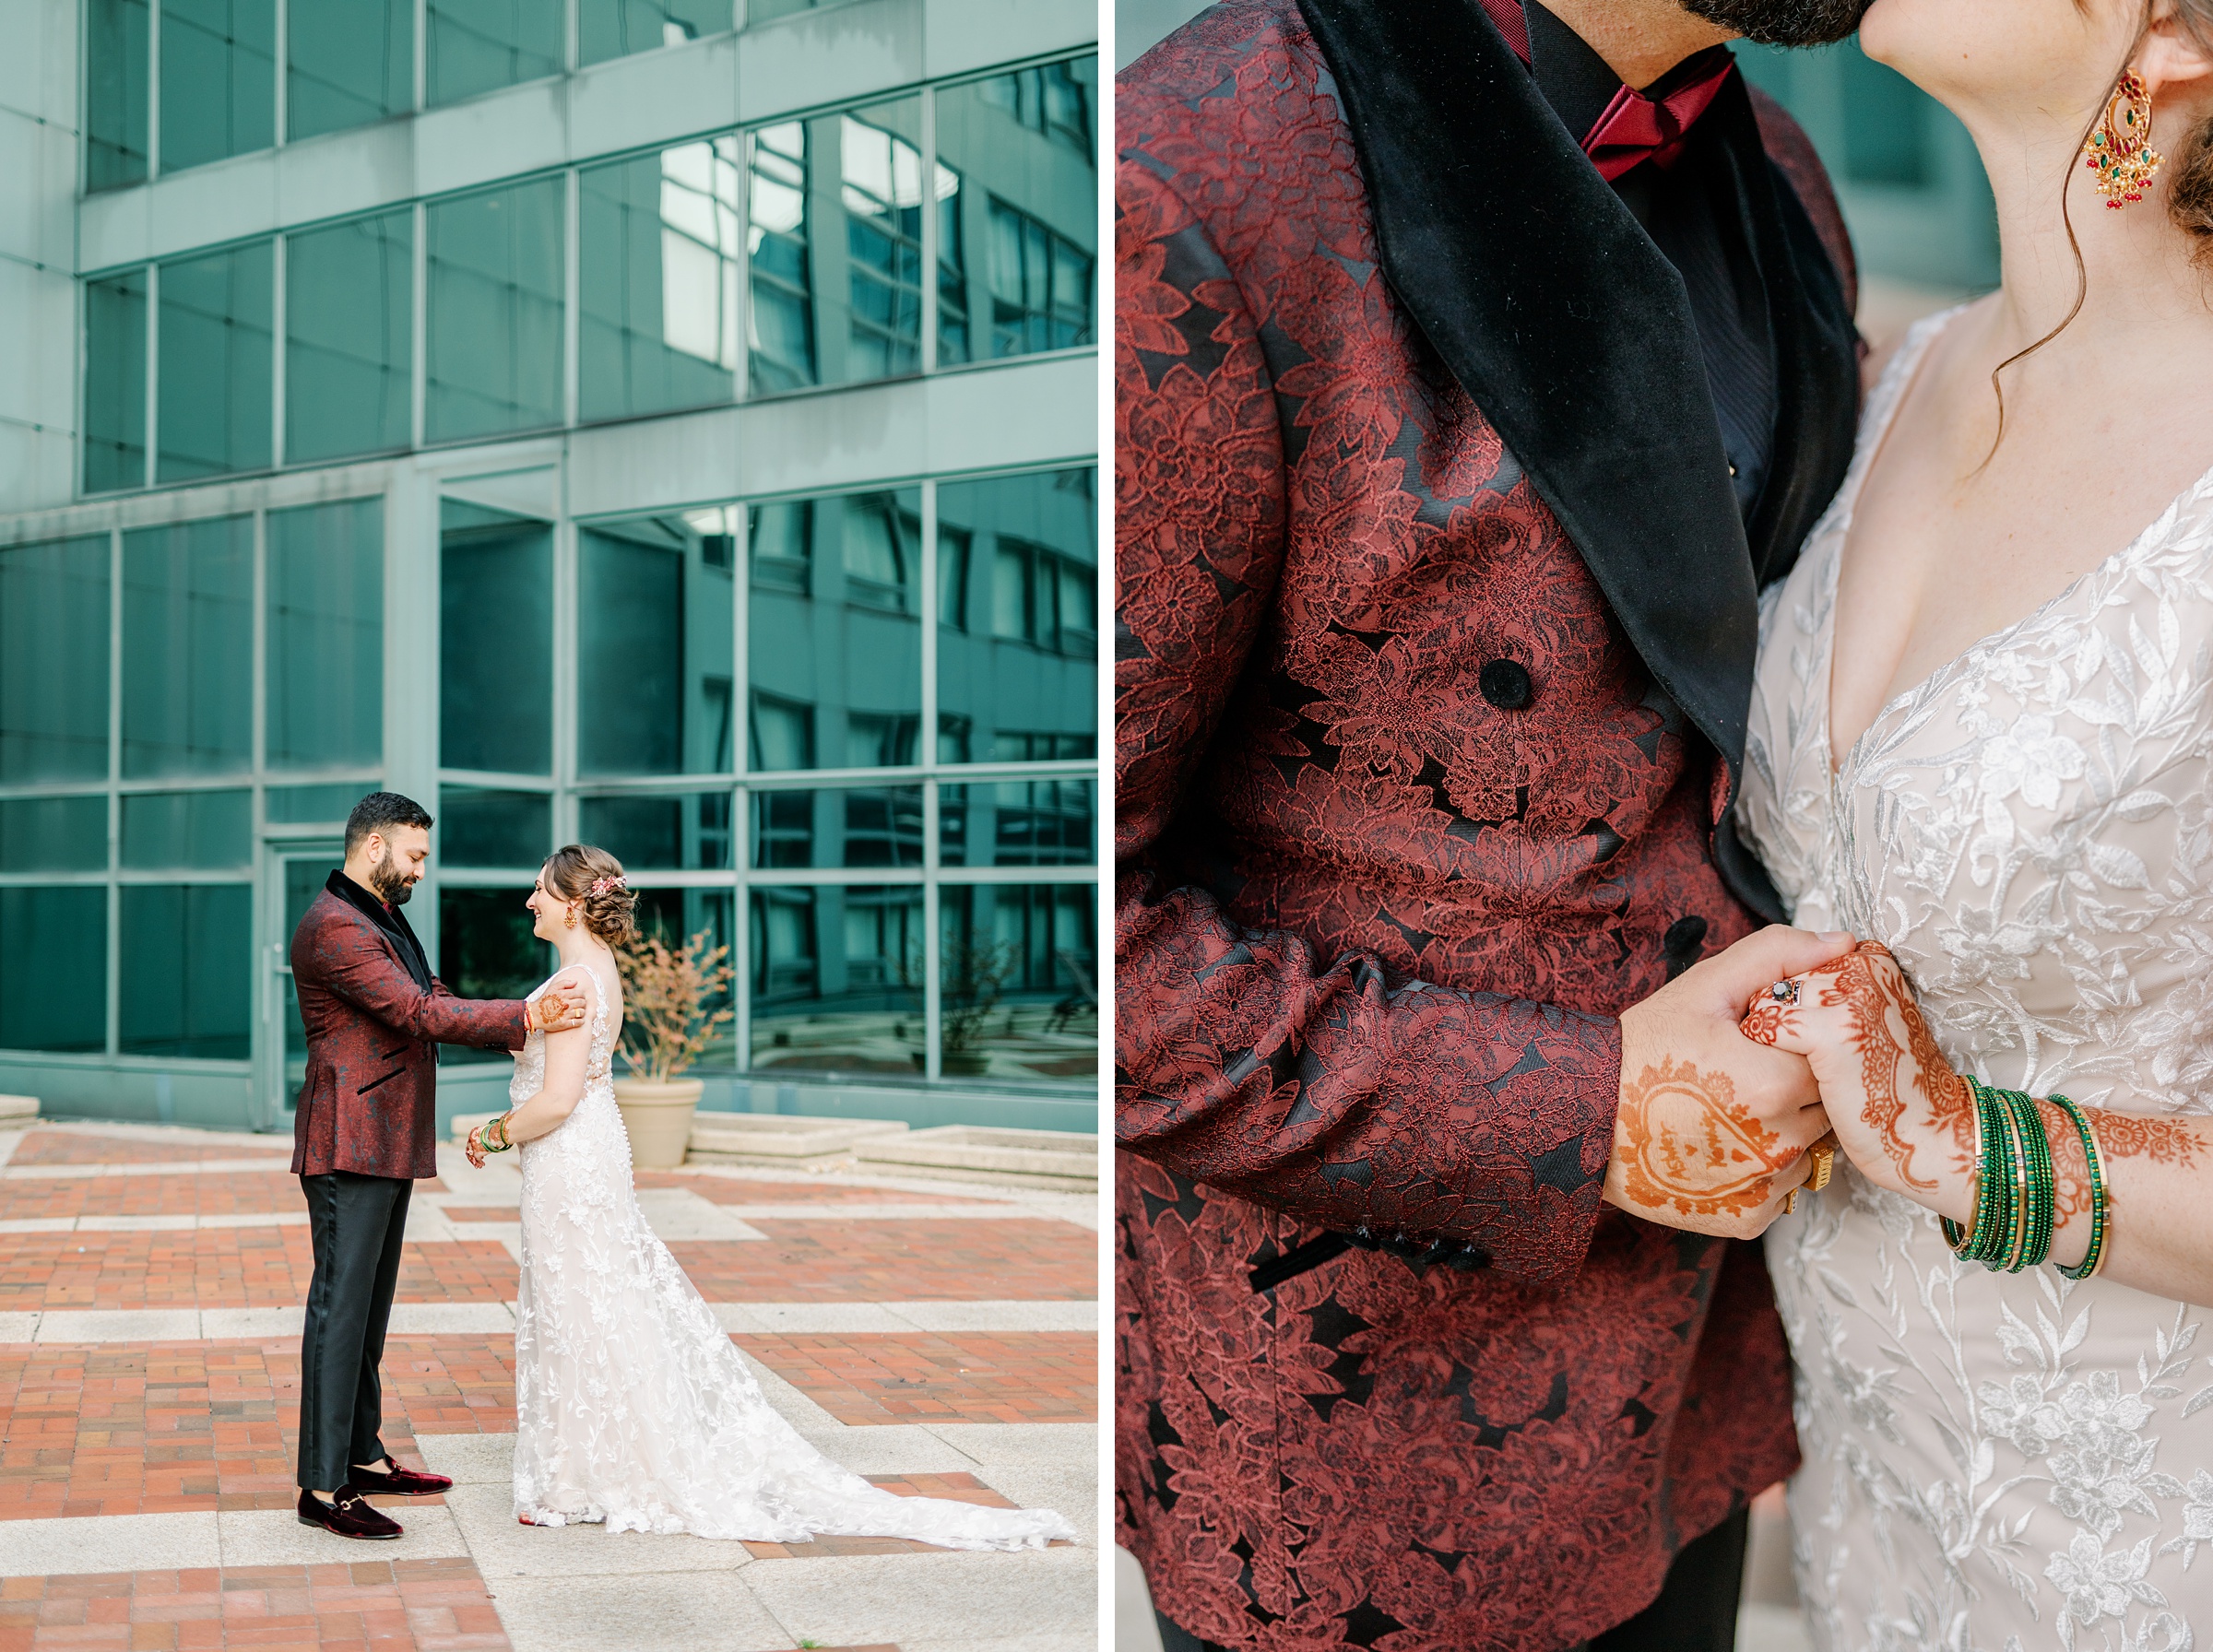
[1807,1139,1835,1194]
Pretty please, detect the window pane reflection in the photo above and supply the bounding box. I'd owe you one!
[120,882,251,1056]
[122,517,254,777]
[439,786,550,867]
[578,792,733,870]
[288,0,412,140]
[747,490,922,773]
[1,537,111,783]
[581,0,728,65]
[937,469,1096,765]
[88,0,150,191]
[0,888,109,1052]
[268,782,375,823]
[441,502,552,773]
[578,511,736,774]
[750,884,922,1074]
[941,778,1094,867]
[437,886,550,1061]
[0,797,108,873]
[268,498,383,771]
[160,0,276,173]
[936,57,1096,362]
[287,211,412,463]
[427,0,562,105]
[581,138,742,421]
[940,882,1095,1082]
[158,241,274,481]
[122,789,251,867]
[426,180,564,442]
[747,122,813,393]
[839,104,928,380]
[84,271,148,492]
[749,786,921,868]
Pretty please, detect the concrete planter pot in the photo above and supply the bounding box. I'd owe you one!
[611,1078,704,1169]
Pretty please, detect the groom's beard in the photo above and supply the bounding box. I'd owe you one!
[1676,0,1871,46]
[370,850,415,906]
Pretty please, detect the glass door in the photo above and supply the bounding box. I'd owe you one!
[262,844,341,1129]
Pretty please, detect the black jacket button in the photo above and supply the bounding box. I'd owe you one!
[1479,659,1533,710]
[1663,915,1709,958]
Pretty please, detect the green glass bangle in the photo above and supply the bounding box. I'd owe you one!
[1948,1078,2018,1268]
[2006,1089,2056,1271]
[2048,1094,2110,1281]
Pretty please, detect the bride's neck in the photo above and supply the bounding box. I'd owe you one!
[1959,93,2213,364]
[553,931,612,974]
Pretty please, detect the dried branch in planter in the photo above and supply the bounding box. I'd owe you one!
[615,927,737,1082]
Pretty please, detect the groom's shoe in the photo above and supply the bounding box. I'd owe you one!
[348,1457,454,1496]
[296,1487,404,1540]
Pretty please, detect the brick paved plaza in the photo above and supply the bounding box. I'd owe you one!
[0,1122,1099,1652]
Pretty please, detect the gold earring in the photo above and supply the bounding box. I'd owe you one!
[2085,69,2163,208]
[565,905,577,929]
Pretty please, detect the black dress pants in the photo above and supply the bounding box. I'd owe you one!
[1154,1505,1749,1652]
[297,1171,412,1493]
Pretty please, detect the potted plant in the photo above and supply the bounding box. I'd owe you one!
[611,926,735,1168]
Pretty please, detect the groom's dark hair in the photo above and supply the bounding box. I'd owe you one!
[1676,0,1871,46]
[345,791,434,856]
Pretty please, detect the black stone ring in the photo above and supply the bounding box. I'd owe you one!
[1768,979,1801,1005]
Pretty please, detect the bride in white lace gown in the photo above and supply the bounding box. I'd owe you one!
[1731,3,2213,1645]
[464,845,1075,1550]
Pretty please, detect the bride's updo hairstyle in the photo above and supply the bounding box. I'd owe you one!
[2172,2,2213,260]
[542,844,639,948]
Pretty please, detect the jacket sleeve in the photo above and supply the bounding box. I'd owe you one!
[305,917,530,1051]
[1113,159,1622,1286]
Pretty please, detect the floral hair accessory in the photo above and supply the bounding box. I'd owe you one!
[588,875,627,896]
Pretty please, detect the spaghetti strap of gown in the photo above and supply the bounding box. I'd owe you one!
[508,963,1074,1548]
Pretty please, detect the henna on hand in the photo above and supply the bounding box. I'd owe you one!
[1805,946,1969,1192]
[1617,1056,1798,1219]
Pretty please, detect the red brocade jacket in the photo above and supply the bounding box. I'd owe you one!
[1114,3,1861,1647]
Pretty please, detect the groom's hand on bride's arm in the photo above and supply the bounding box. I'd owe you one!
[1606,926,1857,1239]
[527,981,587,1034]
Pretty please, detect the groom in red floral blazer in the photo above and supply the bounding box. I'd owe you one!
[1117,0,1870,1646]
[288,791,583,1540]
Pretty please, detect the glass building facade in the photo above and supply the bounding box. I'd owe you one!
[0,0,1099,1136]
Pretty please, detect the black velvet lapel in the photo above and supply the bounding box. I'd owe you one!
[325,869,434,993]
[1291,0,1858,917]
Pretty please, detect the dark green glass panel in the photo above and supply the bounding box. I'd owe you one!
[578,516,734,774]
[84,270,148,492]
[746,490,921,772]
[436,885,550,1060]
[121,788,251,867]
[119,882,251,1057]
[426,0,562,107]
[267,781,377,823]
[0,886,108,1052]
[936,57,1095,361]
[122,516,253,777]
[936,468,1095,764]
[267,498,383,770]
[580,0,728,65]
[160,0,276,172]
[839,102,924,382]
[748,786,920,868]
[940,778,1094,867]
[579,141,741,420]
[747,121,814,392]
[437,786,550,866]
[287,211,412,462]
[938,881,1095,1081]
[578,792,733,870]
[440,502,552,773]
[426,180,564,441]
[87,0,151,191]
[748,884,921,1074]
[0,797,109,872]
[0,536,111,783]
[288,0,411,141]
[157,241,274,481]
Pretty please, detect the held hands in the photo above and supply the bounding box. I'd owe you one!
[1736,941,1974,1213]
[1608,926,1856,1239]
[528,978,587,1035]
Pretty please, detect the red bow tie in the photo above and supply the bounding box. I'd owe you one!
[1475,0,1737,180]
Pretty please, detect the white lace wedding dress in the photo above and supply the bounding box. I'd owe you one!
[505,963,1075,1549]
[1737,308,2213,1652]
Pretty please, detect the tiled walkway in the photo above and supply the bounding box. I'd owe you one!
[0,1123,1098,1652]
